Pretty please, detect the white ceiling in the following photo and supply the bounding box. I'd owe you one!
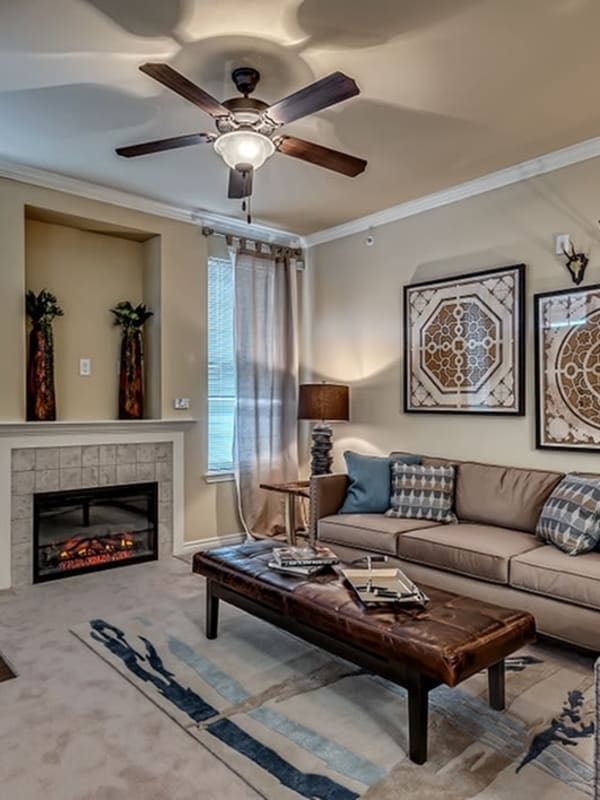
[3,0,600,234]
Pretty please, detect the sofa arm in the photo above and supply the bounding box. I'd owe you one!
[309,474,349,539]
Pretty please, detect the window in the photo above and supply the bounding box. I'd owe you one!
[207,256,235,473]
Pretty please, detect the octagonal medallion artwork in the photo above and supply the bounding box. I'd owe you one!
[535,284,600,451]
[404,264,525,414]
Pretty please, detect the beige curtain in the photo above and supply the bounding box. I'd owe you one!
[231,245,299,535]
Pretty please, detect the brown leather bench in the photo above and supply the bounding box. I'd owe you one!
[193,540,536,764]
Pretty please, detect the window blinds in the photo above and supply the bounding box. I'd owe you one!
[207,256,235,472]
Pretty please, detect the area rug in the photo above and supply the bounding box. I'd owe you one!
[71,600,595,799]
[0,652,15,683]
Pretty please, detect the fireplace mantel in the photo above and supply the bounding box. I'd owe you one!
[0,419,197,436]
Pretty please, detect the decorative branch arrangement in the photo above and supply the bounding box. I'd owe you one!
[25,289,63,421]
[110,302,153,420]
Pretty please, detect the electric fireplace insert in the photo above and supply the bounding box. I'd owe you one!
[33,482,158,583]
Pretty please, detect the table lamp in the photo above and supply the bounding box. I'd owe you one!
[298,382,349,475]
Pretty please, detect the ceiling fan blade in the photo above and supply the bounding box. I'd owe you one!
[228,164,254,198]
[140,63,230,118]
[276,136,367,177]
[265,72,359,126]
[116,132,214,158]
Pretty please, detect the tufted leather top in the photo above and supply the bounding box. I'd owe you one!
[193,540,536,687]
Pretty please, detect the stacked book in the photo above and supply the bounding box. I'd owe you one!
[269,545,339,577]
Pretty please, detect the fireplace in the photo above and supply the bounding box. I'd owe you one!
[33,482,158,583]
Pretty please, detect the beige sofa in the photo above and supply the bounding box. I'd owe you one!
[311,453,600,652]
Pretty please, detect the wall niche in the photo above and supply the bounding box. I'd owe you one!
[24,206,161,421]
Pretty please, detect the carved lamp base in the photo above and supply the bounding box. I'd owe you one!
[310,423,334,476]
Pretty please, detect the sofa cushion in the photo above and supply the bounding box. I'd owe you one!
[318,514,441,556]
[339,451,421,515]
[391,452,461,469]
[455,461,563,533]
[511,545,600,611]
[397,523,542,584]
[536,474,600,555]
[386,463,457,523]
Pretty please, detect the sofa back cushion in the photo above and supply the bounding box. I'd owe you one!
[455,461,563,533]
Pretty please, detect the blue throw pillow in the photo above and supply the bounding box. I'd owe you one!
[339,451,421,514]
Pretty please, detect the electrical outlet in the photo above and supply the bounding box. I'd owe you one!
[79,358,91,376]
[174,397,190,410]
[555,234,570,255]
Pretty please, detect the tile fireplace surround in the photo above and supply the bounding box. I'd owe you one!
[0,422,188,590]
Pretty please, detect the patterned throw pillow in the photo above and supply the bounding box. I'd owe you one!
[536,474,600,555]
[386,462,457,523]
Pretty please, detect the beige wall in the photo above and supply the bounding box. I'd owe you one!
[306,157,600,475]
[0,177,239,541]
[26,219,144,420]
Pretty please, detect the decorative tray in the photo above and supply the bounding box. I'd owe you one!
[340,567,429,607]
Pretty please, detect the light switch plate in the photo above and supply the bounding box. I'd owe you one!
[79,358,91,376]
[174,397,190,410]
[555,234,570,255]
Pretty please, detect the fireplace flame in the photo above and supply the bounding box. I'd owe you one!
[56,532,136,571]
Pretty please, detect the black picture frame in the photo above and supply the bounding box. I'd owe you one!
[403,264,526,415]
[534,282,600,452]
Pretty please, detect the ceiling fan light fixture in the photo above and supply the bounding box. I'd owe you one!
[213,130,275,170]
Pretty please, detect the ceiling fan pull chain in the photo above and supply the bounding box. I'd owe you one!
[247,197,252,225]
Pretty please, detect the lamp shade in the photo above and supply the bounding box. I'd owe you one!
[298,383,349,422]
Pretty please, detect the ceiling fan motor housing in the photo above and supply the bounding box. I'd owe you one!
[231,67,261,96]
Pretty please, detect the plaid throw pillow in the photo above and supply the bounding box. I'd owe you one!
[386,462,457,523]
[536,474,600,555]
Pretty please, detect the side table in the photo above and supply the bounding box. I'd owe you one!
[259,480,310,545]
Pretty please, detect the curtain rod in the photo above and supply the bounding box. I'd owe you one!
[202,226,303,258]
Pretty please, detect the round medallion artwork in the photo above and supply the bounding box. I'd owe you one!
[421,299,501,393]
[555,308,600,430]
[537,287,600,451]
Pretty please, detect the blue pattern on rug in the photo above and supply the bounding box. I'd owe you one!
[90,620,216,722]
[168,635,385,786]
[207,717,358,800]
[516,689,595,773]
[168,636,248,704]
[372,672,594,791]
[89,620,359,800]
[505,655,544,672]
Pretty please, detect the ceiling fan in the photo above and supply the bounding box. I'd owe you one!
[116,63,367,222]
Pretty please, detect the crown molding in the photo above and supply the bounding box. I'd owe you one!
[304,135,600,247]
[0,157,303,247]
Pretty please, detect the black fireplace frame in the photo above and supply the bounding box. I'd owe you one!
[33,482,159,583]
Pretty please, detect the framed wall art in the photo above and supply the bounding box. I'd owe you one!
[535,283,600,452]
[404,264,526,415]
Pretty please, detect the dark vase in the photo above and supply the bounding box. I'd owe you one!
[118,329,144,419]
[27,322,57,421]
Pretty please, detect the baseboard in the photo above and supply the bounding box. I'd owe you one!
[178,533,246,554]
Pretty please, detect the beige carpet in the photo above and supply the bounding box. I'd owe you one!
[0,557,261,800]
[0,652,15,683]
[1,555,595,800]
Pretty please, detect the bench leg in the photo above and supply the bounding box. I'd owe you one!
[488,660,505,711]
[206,580,219,640]
[408,675,429,764]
